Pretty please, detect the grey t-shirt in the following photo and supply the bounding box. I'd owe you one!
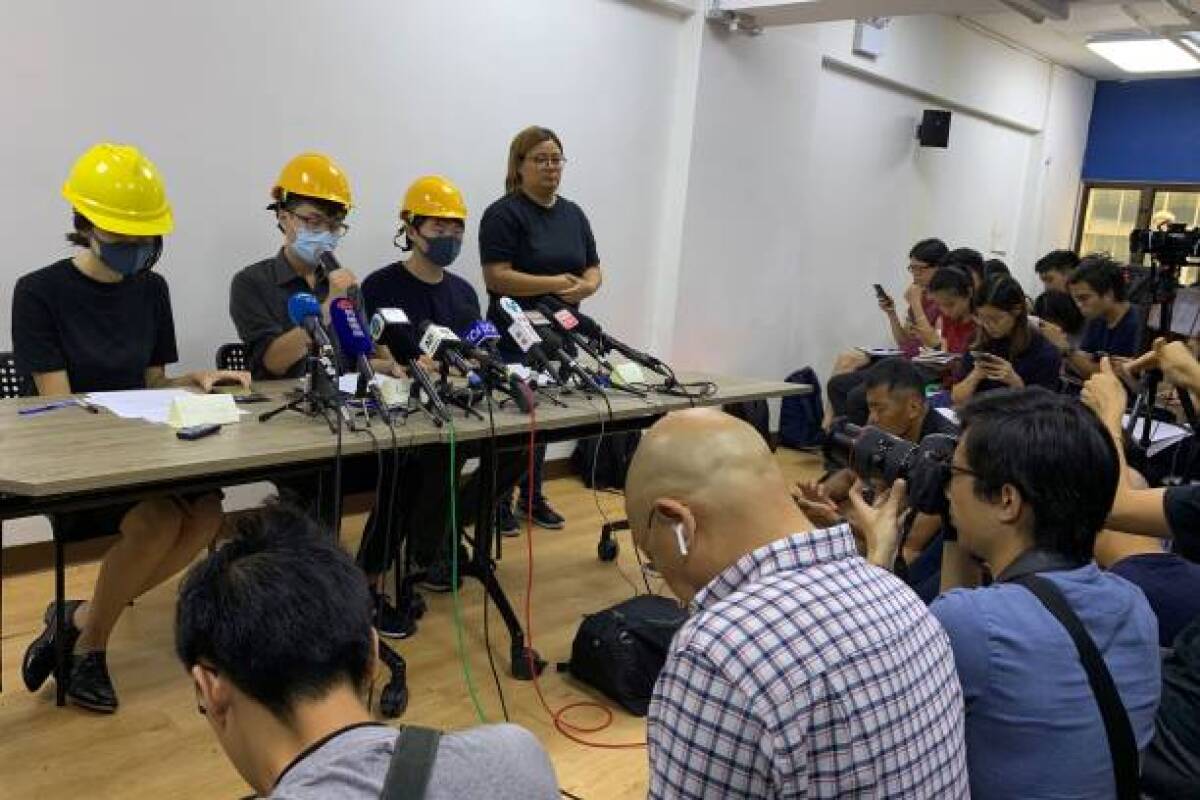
[269,723,559,800]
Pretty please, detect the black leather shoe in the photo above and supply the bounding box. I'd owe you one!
[372,591,417,640]
[67,651,118,713]
[22,599,84,693]
[517,498,566,530]
[496,502,520,538]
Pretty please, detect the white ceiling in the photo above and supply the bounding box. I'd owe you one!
[965,1,1200,79]
[719,1,1200,79]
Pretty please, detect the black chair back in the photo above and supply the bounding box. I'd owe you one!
[215,342,249,372]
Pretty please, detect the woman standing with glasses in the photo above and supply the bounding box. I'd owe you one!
[480,126,603,532]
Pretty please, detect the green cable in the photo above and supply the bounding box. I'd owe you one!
[447,420,489,723]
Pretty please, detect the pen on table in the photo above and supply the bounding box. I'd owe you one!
[19,399,99,416]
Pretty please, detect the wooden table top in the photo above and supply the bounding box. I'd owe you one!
[0,373,809,498]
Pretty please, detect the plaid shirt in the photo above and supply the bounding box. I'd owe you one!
[647,524,968,799]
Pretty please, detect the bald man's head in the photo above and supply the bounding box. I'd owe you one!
[625,409,812,604]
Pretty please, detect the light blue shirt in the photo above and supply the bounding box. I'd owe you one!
[931,563,1160,800]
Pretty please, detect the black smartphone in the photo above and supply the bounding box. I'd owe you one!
[233,392,270,404]
[873,284,891,303]
[177,423,221,441]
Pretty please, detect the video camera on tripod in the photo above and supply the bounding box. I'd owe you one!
[1130,223,1200,268]
[824,419,957,516]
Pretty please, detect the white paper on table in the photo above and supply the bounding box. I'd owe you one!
[857,347,904,358]
[1123,414,1192,458]
[84,389,193,425]
[166,393,240,428]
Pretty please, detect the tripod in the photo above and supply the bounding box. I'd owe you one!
[1124,260,1200,453]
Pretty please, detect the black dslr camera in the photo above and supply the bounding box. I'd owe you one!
[824,419,957,516]
[1130,223,1200,267]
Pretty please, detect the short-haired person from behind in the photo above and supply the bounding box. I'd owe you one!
[627,409,968,799]
[850,388,1160,800]
[14,143,248,713]
[952,276,1062,406]
[1042,254,1141,378]
[1035,248,1081,292]
[176,504,559,800]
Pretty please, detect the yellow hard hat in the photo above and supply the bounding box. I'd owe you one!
[401,175,467,221]
[62,143,173,236]
[272,152,352,209]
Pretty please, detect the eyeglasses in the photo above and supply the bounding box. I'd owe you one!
[526,155,567,168]
[288,210,349,236]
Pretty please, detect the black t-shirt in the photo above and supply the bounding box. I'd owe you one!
[1164,485,1200,563]
[1080,306,1141,357]
[961,329,1063,394]
[360,262,482,332]
[12,258,178,393]
[477,191,599,315]
[1110,554,1200,647]
[919,407,959,439]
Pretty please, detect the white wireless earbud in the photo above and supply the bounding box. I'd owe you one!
[673,522,689,557]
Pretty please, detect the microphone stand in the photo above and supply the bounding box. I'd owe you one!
[259,342,348,433]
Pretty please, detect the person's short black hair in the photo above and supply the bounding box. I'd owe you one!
[940,248,985,283]
[66,211,94,247]
[929,265,974,298]
[1069,254,1126,301]
[983,259,1010,283]
[175,504,374,720]
[1033,290,1084,335]
[959,387,1118,563]
[863,357,926,397]
[909,238,950,267]
[1035,249,1080,276]
[276,193,348,220]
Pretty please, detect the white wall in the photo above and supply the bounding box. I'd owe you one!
[666,16,1095,383]
[0,0,685,367]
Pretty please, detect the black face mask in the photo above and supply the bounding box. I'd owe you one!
[421,236,462,268]
[96,237,162,279]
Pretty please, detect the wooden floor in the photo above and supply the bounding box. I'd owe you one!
[0,448,821,799]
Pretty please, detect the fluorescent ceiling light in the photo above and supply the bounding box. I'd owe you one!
[1087,37,1200,73]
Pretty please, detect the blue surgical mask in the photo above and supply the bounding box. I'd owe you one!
[291,229,340,266]
[97,238,161,279]
[422,236,462,268]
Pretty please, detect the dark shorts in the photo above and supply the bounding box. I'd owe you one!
[52,491,222,543]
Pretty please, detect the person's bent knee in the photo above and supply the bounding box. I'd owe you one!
[120,497,184,542]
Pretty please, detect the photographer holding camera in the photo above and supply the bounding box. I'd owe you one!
[845,387,1160,800]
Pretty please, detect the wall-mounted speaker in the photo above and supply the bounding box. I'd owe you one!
[917,110,951,148]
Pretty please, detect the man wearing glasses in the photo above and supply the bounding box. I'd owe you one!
[230,152,380,380]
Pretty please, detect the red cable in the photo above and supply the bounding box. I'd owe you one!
[522,401,647,749]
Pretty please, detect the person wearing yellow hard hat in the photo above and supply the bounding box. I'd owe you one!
[480,126,604,533]
[230,152,383,381]
[229,153,412,634]
[357,176,528,594]
[12,143,249,713]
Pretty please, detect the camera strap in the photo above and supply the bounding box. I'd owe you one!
[1000,554,1139,800]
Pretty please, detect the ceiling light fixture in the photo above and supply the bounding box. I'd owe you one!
[1086,36,1200,73]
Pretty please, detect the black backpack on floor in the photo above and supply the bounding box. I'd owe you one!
[562,595,688,717]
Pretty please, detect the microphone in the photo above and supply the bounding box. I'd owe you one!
[525,311,602,391]
[288,292,334,351]
[287,291,347,418]
[493,297,554,375]
[534,301,614,372]
[329,297,390,421]
[460,319,537,412]
[368,308,449,424]
[537,296,669,375]
[417,321,476,377]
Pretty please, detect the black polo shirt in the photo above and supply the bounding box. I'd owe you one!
[477,191,599,317]
[229,249,329,380]
[12,258,178,393]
